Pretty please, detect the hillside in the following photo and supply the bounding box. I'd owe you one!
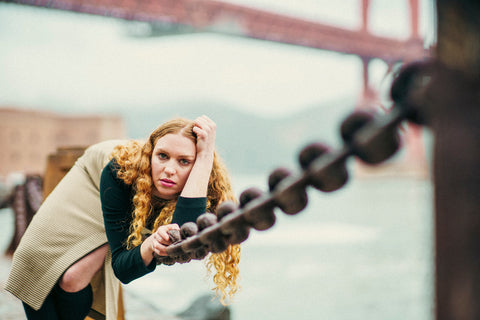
[117,98,356,174]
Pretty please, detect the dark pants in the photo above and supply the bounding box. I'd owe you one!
[22,283,93,320]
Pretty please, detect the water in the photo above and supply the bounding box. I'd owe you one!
[126,174,434,320]
[0,174,434,320]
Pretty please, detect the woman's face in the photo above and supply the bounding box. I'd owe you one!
[151,133,196,199]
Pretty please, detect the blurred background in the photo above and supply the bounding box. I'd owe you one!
[0,0,437,319]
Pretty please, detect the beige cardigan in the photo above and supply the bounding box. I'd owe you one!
[5,140,125,319]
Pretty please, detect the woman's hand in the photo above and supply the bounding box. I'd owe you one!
[192,115,216,157]
[180,115,216,198]
[140,223,179,266]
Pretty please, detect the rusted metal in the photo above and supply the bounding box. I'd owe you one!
[4,175,43,256]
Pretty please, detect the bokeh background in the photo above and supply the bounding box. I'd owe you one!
[0,1,437,319]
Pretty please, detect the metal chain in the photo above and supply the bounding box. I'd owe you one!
[156,59,433,265]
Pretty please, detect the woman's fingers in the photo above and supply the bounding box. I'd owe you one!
[151,239,166,256]
[194,116,216,136]
[194,115,215,129]
[193,115,216,154]
[151,224,180,256]
[151,235,169,256]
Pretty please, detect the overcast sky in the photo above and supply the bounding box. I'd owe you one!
[0,1,435,118]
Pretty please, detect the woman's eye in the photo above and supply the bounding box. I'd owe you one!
[179,159,190,165]
[158,153,168,159]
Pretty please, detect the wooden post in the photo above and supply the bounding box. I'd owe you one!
[43,146,86,197]
[433,1,480,319]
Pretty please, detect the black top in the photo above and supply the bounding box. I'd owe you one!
[100,160,206,284]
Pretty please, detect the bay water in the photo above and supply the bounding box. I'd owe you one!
[126,173,434,320]
[0,173,434,319]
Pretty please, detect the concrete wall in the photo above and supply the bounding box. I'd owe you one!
[0,107,126,177]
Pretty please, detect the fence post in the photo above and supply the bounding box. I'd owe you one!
[434,1,480,319]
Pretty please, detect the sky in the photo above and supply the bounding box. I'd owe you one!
[0,0,436,118]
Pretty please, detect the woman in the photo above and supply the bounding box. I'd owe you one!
[5,115,241,319]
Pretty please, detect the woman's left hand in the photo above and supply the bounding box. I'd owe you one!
[192,115,216,156]
[151,224,180,256]
[141,224,179,265]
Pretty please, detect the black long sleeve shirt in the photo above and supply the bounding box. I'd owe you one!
[100,160,206,284]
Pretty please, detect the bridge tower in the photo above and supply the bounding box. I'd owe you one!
[357,0,428,175]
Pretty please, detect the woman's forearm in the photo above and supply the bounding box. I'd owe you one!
[140,238,155,266]
[180,115,216,198]
[180,152,214,198]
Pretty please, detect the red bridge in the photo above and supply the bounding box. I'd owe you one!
[7,0,430,170]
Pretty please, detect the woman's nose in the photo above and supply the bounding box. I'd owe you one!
[164,164,176,175]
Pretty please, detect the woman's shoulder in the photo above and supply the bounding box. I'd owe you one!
[74,140,129,187]
[102,158,122,180]
[101,158,130,187]
[85,140,128,158]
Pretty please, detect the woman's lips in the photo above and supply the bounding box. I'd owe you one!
[160,179,176,187]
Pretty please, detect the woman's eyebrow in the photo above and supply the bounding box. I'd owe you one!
[153,147,167,154]
[179,154,196,159]
[154,147,195,159]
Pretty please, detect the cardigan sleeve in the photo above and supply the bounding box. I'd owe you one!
[171,196,207,227]
[100,160,156,284]
[100,160,209,284]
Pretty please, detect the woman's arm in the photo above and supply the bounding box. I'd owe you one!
[101,160,158,283]
[102,161,211,281]
[180,115,216,198]
[141,196,207,264]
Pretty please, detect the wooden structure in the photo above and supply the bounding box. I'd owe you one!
[432,1,480,319]
[42,146,87,196]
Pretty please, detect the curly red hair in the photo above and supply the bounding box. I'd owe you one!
[110,118,240,304]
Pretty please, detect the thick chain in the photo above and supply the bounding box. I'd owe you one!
[156,60,434,265]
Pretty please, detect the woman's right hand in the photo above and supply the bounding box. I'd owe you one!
[192,115,217,157]
[179,115,216,198]
[140,223,179,265]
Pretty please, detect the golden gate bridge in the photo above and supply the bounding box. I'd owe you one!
[4,0,431,170]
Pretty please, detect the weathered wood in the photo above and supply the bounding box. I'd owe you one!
[434,1,480,319]
[42,146,86,197]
